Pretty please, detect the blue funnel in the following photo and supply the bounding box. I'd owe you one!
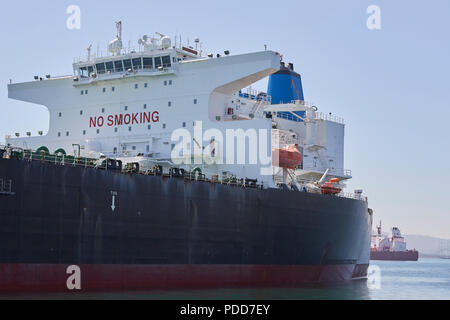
[267,63,304,104]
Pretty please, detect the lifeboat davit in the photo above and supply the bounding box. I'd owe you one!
[272,145,302,169]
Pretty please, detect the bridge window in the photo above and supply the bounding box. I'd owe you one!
[96,63,106,74]
[154,56,162,69]
[80,67,88,78]
[87,66,94,76]
[114,60,123,72]
[105,61,114,73]
[123,59,132,71]
[162,56,171,68]
[143,57,153,69]
[132,58,142,70]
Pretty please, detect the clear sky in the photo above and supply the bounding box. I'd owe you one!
[0,0,449,238]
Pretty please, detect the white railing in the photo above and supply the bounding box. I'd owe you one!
[315,112,345,124]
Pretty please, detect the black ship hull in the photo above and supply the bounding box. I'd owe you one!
[0,158,372,293]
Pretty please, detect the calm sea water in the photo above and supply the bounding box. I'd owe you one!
[2,258,449,300]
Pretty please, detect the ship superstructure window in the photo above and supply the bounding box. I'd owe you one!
[97,129,100,134]
[169,80,172,85]
[114,60,124,72]
[148,125,151,130]
[162,56,171,68]
[80,67,88,78]
[132,58,142,70]
[87,66,94,76]
[154,56,162,69]
[85,90,88,95]
[103,88,106,93]
[105,61,114,73]
[101,108,105,113]
[124,106,128,111]
[128,127,132,132]
[59,112,62,117]
[113,147,117,154]
[144,83,148,88]
[123,59,132,71]
[66,132,70,137]
[115,128,118,133]
[83,130,86,135]
[144,104,147,109]
[80,110,83,115]
[81,90,84,95]
[143,57,153,69]
[194,99,198,105]
[58,132,61,137]
[182,122,186,128]
[96,63,106,74]
[163,124,166,129]
[112,86,115,92]
[168,101,172,107]
[135,84,138,89]
[164,81,167,86]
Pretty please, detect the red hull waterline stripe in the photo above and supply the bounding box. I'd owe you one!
[0,264,369,293]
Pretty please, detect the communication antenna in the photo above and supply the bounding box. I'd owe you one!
[116,21,122,42]
[87,44,92,61]
[108,21,123,56]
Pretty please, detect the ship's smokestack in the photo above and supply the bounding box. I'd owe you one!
[267,61,304,104]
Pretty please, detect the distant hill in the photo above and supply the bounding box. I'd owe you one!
[404,234,450,256]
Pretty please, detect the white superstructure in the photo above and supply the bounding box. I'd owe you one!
[371,222,409,252]
[6,22,356,193]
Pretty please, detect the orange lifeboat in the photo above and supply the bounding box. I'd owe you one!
[321,179,342,195]
[272,145,303,169]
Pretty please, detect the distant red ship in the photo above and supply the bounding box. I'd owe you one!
[370,222,419,261]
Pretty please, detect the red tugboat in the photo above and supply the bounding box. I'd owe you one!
[370,222,419,261]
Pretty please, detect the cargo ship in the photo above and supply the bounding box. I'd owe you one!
[370,222,419,261]
[0,22,373,293]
